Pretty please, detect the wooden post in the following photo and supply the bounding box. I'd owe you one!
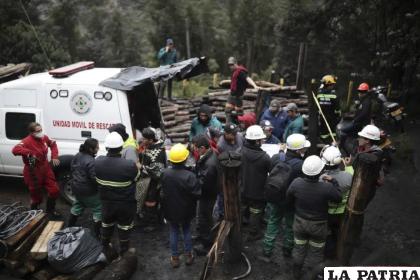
[306,78,318,155]
[254,90,268,124]
[212,73,218,88]
[219,151,242,262]
[295,43,306,90]
[346,80,354,107]
[337,153,381,265]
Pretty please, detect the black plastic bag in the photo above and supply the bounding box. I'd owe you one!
[48,227,106,273]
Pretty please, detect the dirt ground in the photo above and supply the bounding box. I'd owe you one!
[1,118,419,280]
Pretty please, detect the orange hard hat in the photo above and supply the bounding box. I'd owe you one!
[357,83,369,92]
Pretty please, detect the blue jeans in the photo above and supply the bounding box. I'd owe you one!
[169,222,192,256]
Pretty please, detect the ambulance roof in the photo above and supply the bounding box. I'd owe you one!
[0,68,122,90]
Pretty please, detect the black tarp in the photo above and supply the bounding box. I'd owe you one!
[99,57,208,91]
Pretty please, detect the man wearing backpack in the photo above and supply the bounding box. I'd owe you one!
[262,134,311,260]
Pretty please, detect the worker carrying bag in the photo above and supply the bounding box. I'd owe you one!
[48,227,106,273]
[264,160,293,203]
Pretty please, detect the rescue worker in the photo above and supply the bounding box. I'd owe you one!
[241,125,271,240]
[108,123,139,166]
[261,99,289,141]
[283,103,304,140]
[96,132,140,255]
[260,120,280,144]
[217,123,243,153]
[317,75,341,143]
[320,146,353,259]
[192,135,219,255]
[263,134,310,259]
[138,127,167,225]
[157,38,177,100]
[226,57,259,123]
[12,122,61,217]
[161,144,201,268]
[286,155,341,279]
[68,138,102,237]
[340,83,372,153]
[189,104,223,141]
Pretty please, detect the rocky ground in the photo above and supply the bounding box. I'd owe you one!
[0,118,419,280]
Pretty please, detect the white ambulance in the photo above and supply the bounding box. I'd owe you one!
[0,62,164,202]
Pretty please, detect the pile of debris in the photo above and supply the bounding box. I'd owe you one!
[161,80,308,143]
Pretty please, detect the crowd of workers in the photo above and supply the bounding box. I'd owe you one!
[11,49,386,279]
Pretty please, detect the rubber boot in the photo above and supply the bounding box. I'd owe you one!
[93,221,102,239]
[67,214,78,227]
[46,198,61,220]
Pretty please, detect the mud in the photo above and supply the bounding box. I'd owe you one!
[0,119,419,280]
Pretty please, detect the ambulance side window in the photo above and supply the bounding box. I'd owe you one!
[5,112,36,140]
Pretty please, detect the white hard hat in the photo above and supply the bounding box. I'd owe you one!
[302,155,325,176]
[286,134,311,150]
[358,124,380,141]
[104,132,124,148]
[245,125,266,140]
[321,145,342,166]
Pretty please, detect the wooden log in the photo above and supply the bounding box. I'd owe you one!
[163,120,177,128]
[161,107,178,115]
[337,153,382,265]
[163,114,175,121]
[208,91,229,97]
[167,132,189,139]
[218,151,242,262]
[92,249,137,280]
[6,213,46,247]
[174,115,191,122]
[8,217,48,261]
[175,110,190,116]
[30,221,64,260]
[31,267,59,280]
[171,138,188,144]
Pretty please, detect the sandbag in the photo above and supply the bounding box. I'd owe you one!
[48,227,106,273]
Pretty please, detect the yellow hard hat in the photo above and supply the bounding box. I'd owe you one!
[321,75,337,85]
[168,143,190,163]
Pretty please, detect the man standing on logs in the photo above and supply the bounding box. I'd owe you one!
[320,146,353,259]
[157,38,177,100]
[95,132,140,256]
[317,75,341,143]
[226,56,259,123]
[286,155,341,279]
[12,122,61,218]
[240,125,271,240]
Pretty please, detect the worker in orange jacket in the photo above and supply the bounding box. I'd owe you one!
[12,122,61,217]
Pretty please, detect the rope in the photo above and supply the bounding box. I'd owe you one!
[0,203,43,239]
[19,0,52,69]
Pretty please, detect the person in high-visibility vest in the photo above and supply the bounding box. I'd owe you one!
[320,145,353,259]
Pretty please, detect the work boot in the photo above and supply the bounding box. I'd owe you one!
[170,256,180,268]
[184,252,194,266]
[30,203,39,210]
[46,198,61,220]
[67,214,78,227]
[247,212,263,241]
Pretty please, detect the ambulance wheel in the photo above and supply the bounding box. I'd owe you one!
[58,170,75,205]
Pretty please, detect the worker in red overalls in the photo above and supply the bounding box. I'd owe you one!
[12,122,61,217]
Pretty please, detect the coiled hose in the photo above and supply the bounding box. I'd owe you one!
[0,202,43,239]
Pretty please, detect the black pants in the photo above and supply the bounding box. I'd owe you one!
[101,200,136,254]
[198,197,216,246]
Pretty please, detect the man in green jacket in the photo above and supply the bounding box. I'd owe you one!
[283,103,304,140]
[157,38,177,100]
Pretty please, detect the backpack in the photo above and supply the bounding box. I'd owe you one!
[264,160,293,203]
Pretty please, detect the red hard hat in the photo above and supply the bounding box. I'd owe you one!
[357,82,369,91]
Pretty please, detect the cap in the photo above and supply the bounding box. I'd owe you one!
[227,56,237,65]
[286,103,298,111]
[166,38,174,45]
[269,99,280,110]
[260,120,273,128]
[224,123,238,134]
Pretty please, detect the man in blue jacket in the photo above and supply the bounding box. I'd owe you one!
[157,38,177,100]
[261,99,289,141]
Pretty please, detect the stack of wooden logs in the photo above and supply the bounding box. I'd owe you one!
[161,80,308,143]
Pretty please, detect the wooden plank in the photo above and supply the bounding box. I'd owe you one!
[6,213,46,247]
[8,218,47,261]
[31,221,64,260]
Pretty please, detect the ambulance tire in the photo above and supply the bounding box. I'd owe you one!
[54,155,75,205]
